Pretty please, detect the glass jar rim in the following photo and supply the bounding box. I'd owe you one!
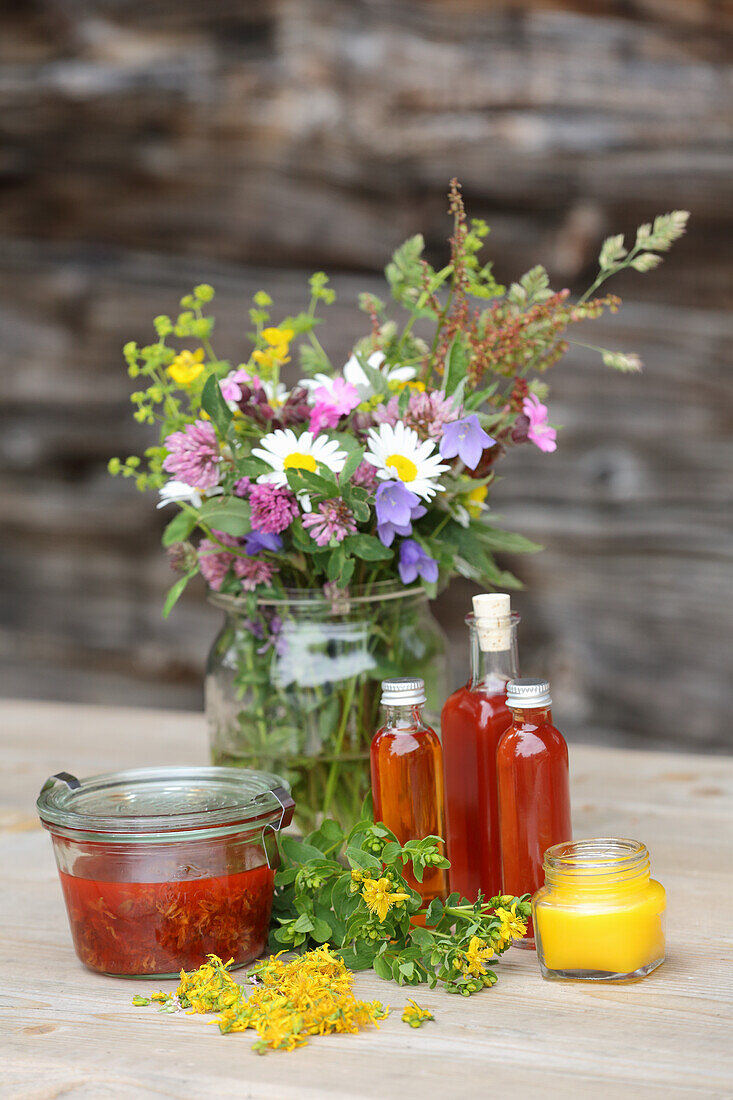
[209,579,425,611]
[544,838,649,877]
[37,765,292,840]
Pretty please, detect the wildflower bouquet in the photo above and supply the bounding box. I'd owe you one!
[112,182,688,826]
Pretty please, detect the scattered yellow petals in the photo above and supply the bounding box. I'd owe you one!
[217,945,389,1053]
[401,999,434,1028]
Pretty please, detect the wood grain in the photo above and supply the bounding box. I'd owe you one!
[2,699,732,1099]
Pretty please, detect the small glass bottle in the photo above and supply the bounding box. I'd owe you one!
[497,678,572,947]
[441,594,519,902]
[370,677,447,906]
[533,838,666,981]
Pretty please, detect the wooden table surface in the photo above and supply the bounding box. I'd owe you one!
[2,698,732,1100]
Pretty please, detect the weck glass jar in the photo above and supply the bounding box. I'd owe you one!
[533,838,666,982]
[37,766,294,978]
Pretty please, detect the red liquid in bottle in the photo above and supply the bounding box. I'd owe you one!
[497,701,572,943]
[441,603,518,903]
[441,686,510,902]
[371,695,447,906]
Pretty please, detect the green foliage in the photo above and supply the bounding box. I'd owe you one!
[271,809,532,995]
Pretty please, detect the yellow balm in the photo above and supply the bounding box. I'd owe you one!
[533,838,665,982]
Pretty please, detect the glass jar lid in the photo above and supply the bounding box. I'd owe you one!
[37,766,293,838]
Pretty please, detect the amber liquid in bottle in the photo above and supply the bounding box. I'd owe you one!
[370,698,447,906]
[441,599,518,902]
[497,691,572,947]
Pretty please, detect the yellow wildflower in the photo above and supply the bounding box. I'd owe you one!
[465,483,488,518]
[495,901,527,944]
[168,348,205,386]
[361,876,411,923]
[262,326,294,346]
[401,999,434,1028]
[253,327,294,370]
[462,936,494,978]
[217,945,389,1052]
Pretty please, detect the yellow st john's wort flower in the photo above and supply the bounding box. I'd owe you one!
[401,999,435,1028]
[361,876,411,923]
[465,482,488,518]
[253,327,294,370]
[168,348,205,386]
[495,901,527,945]
[462,936,495,977]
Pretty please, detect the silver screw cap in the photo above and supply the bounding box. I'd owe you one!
[506,677,552,709]
[380,676,426,706]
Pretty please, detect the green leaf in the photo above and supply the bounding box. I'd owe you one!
[310,917,333,943]
[443,338,468,397]
[424,898,444,926]
[337,942,378,971]
[476,526,542,554]
[162,509,197,547]
[162,568,198,619]
[197,497,251,537]
[344,534,393,561]
[338,555,356,589]
[279,835,326,863]
[373,956,393,981]
[381,841,402,864]
[326,544,345,583]
[339,447,365,487]
[292,912,315,933]
[350,498,371,524]
[201,372,232,435]
[345,845,382,872]
[305,818,345,853]
[286,467,339,498]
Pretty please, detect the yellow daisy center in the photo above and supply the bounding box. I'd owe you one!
[386,453,417,482]
[283,452,317,472]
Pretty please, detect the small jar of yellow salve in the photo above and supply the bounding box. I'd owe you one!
[533,838,665,982]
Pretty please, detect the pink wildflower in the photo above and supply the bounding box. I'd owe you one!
[372,395,400,428]
[309,401,341,434]
[248,483,299,534]
[198,531,239,591]
[302,499,357,547]
[220,368,260,404]
[352,460,378,489]
[309,377,360,434]
[523,395,557,453]
[407,391,461,440]
[233,476,251,498]
[234,557,278,592]
[163,419,220,491]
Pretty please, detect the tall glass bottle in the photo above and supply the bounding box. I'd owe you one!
[441,594,519,902]
[370,677,447,906]
[497,677,572,947]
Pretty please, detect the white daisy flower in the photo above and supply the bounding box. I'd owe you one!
[156,480,203,509]
[364,421,450,500]
[343,350,416,398]
[156,480,223,509]
[251,429,348,511]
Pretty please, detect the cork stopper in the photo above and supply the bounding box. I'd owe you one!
[472,593,511,652]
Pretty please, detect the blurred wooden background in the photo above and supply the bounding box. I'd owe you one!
[1,0,731,751]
